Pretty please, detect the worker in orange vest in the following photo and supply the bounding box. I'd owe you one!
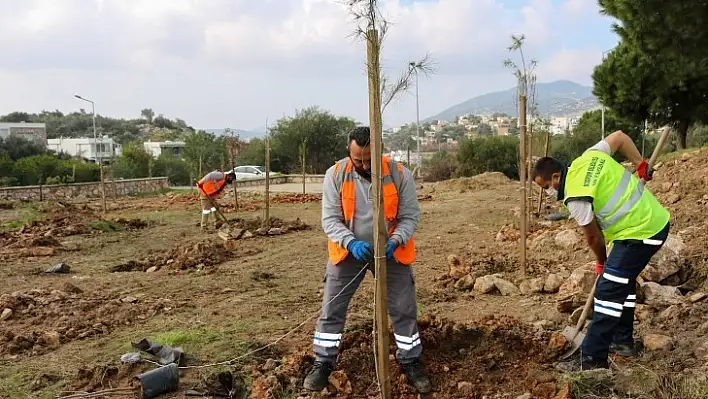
[196,169,234,231]
[303,127,430,394]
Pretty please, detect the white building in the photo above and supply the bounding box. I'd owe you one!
[47,137,119,163]
[387,150,421,166]
[143,141,185,158]
[0,122,47,147]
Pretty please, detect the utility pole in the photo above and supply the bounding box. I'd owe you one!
[368,28,392,399]
[75,94,107,213]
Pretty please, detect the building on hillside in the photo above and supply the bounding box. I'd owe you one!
[47,137,120,163]
[0,122,47,147]
[143,140,185,158]
[387,150,421,166]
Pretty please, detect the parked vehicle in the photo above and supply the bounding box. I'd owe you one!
[228,165,280,180]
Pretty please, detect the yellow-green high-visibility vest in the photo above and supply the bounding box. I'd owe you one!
[563,150,670,242]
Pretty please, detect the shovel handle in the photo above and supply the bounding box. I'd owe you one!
[568,275,599,342]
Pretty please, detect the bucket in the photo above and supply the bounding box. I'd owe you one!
[132,363,179,399]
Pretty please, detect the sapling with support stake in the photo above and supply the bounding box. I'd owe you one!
[263,118,271,229]
[345,0,434,396]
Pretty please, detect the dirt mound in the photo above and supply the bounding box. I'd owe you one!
[249,314,560,398]
[110,239,262,272]
[0,288,182,357]
[431,172,514,193]
[272,193,322,204]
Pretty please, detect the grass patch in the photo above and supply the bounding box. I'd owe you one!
[0,204,44,230]
[88,219,124,232]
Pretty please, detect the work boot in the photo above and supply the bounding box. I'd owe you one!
[556,354,609,372]
[401,359,432,393]
[303,361,334,391]
[610,342,639,357]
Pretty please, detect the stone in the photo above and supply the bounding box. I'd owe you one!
[457,381,474,395]
[1,308,12,321]
[665,193,681,204]
[642,234,685,283]
[448,254,469,279]
[454,275,475,291]
[267,227,283,235]
[544,274,564,293]
[242,231,254,239]
[519,280,534,295]
[532,320,554,330]
[121,296,138,304]
[533,382,558,399]
[146,266,160,273]
[555,265,596,312]
[328,370,352,394]
[515,394,532,399]
[681,152,692,161]
[643,334,673,351]
[552,384,572,399]
[548,332,568,353]
[62,282,83,294]
[263,358,278,371]
[40,331,61,349]
[640,282,683,306]
[493,277,521,296]
[693,340,708,361]
[474,275,497,294]
[689,292,707,303]
[656,305,683,323]
[554,230,581,249]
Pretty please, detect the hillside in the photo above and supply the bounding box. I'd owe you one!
[206,128,266,141]
[426,80,599,122]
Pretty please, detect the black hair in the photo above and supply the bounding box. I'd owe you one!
[532,157,563,181]
[348,126,371,148]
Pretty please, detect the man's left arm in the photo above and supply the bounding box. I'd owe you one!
[391,166,420,245]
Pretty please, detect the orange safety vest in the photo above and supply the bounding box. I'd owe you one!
[197,171,227,198]
[327,156,416,265]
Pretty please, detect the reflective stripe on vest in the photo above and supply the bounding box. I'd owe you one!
[595,169,644,230]
[327,157,416,265]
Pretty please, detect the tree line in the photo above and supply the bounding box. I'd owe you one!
[592,0,708,149]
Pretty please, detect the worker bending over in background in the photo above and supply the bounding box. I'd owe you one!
[532,130,671,371]
[196,169,234,232]
[304,126,431,393]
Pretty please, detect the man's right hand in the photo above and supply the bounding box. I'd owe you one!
[595,263,604,275]
[347,240,373,262]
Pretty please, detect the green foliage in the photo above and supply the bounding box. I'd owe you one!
[152,154,191,186]
[688,124,708,148]
[3,154,98,186]
[183,131,229,181]
[594,1,708,148]
[423,151,456,182]
[267,106,355,173]
[456,136,520,179]
[113,143,151,179]
[237,138,266,167]
[550,109,643,163]
[0,136,47,161]
[0,109,194,145]
[386,125,418,151]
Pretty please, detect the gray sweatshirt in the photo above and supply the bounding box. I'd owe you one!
[322,159,420,250]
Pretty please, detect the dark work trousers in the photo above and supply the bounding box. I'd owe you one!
[581,222,670,359]
[312,256,421,364]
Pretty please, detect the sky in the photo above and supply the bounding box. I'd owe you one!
[0,0,619,131]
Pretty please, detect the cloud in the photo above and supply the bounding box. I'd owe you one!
[0,0,615,128]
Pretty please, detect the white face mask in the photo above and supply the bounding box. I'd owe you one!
[545,187,557,197]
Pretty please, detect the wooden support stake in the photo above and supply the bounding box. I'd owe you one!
[366,28,392,399]
[526,123,533,229]
[536,130,550,214]
[264,122,271,228]
[229,141,239,212]
[301,140,307,195]
[519,94,527,276]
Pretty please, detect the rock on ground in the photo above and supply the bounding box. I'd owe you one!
[474,275,497,294]
[454,275,475,291]
[544,274,564,293]
[643,333,673,351]
[554,230,581,249]
[447,254,469,279]
[640,282,684,306]
[555,265,596,313]
[519,278,545,295]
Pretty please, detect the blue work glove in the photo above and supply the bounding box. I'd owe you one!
[347,240,373,262]
[386,239,399,260]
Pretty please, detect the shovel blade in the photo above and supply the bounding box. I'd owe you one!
[560,325,585,359]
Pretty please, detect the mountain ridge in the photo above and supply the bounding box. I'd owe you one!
[425,80,599,122]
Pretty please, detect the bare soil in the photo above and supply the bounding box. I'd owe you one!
[1,151,707,398]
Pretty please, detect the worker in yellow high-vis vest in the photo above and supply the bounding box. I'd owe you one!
[532,130,670,371]
[304,126,431,394]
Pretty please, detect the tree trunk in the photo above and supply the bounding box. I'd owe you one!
[677,120,689,149]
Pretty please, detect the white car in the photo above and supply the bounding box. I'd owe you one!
[230,165,271,180]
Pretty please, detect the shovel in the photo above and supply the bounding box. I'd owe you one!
[202,194,232,235]
[560,126,672,359]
